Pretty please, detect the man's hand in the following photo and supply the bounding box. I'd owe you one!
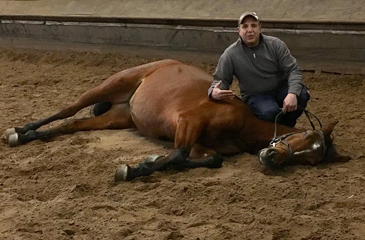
[211,81,235,100]
[282,93,298,113]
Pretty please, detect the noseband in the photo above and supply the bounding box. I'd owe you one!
[269,109,325,164]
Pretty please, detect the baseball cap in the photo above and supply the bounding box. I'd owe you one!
[238,11,259,25]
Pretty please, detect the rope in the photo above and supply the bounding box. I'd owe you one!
[303,108,323,129]
[271,107,323,145]
[270,110,284,145]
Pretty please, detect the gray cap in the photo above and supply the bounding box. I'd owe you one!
[238,11,259,24]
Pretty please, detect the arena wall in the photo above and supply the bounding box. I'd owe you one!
[0,0,364,64]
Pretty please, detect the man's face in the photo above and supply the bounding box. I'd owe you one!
[238,17,261,47]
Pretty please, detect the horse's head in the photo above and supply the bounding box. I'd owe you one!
[258,121,351,167]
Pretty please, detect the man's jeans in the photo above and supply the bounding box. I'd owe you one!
[247,85,310,127]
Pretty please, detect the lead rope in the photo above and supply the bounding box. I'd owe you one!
[303,108,322,129]
[270,110,284,146]
[271,108,322,145]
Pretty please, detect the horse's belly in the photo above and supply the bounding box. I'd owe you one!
[129,88,178,140]
[128,62,212,141]
[131,109,176,140]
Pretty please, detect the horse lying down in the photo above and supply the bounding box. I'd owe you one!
[3,59,350,181]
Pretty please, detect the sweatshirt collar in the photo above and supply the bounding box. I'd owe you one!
[239,33,264,48]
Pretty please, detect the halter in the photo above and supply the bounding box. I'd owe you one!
[269,108,324,164]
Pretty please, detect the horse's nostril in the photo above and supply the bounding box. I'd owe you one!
[267,149,276,158]
[258,148,277,166]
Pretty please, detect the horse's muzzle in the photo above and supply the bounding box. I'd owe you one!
[258,148,279,168]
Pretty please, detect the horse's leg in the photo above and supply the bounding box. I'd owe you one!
[5,86,108,138]
[5,60,178,145]
[114,113,201,181]
[4,90,108,146]
[114,144,224,182]
[114,114,223,182]
[7,103,134,146]
[115,147,189,181]
[177,143,223,169]
[172,114,223,168]
[5,69,146,146]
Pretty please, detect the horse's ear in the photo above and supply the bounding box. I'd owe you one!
[321,120,352,163]
[321,120,339,138]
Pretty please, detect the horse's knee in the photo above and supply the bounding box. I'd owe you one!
[169,147,189,164]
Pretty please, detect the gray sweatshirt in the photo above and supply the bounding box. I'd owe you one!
[208,34,303,100]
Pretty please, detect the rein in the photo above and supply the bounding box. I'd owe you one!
[269,108,323,164]
[270,108,322,145]
[303,108,322,130]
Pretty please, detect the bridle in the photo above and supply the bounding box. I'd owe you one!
[269,108,325,164]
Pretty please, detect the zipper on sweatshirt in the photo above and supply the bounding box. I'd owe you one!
[253,53,256,58]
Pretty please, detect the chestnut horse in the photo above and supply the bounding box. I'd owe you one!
[3,59,349,181]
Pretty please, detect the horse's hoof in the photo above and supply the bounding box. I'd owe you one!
[8,133,20,147]
[4,128,16,140]
[145,155,163,163]
[114,164,130,182]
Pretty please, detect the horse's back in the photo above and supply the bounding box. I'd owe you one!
[130,62,213,139]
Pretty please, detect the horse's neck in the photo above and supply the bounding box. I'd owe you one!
[247,118,299,149]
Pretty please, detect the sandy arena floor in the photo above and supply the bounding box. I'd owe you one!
[0,47,364,240]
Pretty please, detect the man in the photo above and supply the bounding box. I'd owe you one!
[208,12,310,127]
